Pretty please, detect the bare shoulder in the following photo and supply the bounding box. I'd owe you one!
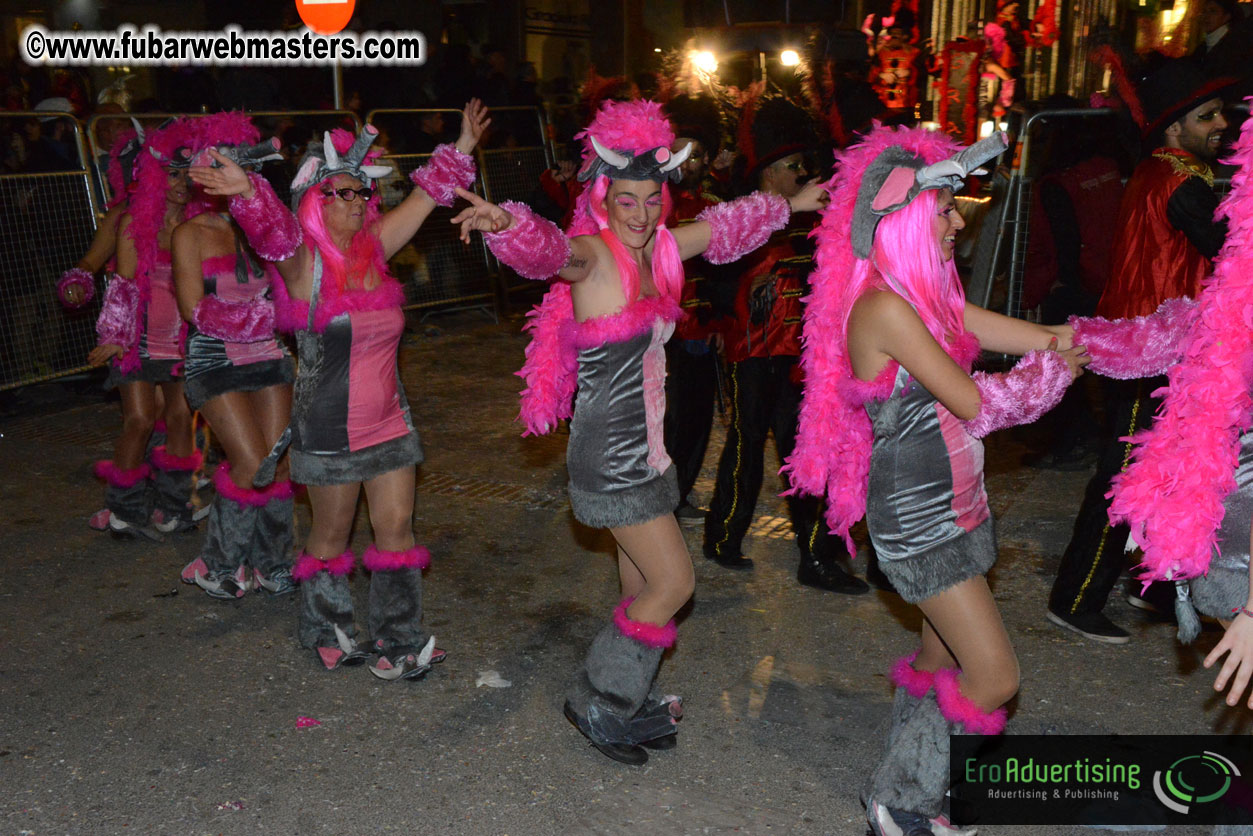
[849,288,919,330]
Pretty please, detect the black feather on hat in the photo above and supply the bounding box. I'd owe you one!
[663,93,723,157]
[738,94,817,181]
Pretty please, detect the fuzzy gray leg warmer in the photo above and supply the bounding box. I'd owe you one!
[105,478,151,526]
[293,551,363,668]
[150,464,194,517]
[868,692,953,818]
[251,488,295,577]
[200,495,256,576]
[363,544,431,658]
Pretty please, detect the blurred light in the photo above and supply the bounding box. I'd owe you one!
[920,121,941,131]
[654,48,662,53]
[979,120,996,138]
[693,50,718,73]
[780,49,800,66]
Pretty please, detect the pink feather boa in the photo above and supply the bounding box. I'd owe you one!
[485,201,571,279]
[94,460,150,487]
[613,597,677,648]
[962,350,1072,439]
[782,125,971,551]
[1108,100,1253,583]
[192,294,276,343]
[149,445,203,472]
[362,543,432,572]
[697,192,791,264]
[270,270,406,334]
[1070,296,1196,380]
[933,668,1007,734]
[229,173,303,262]
[95,274,142,372]
[292,550,355,581]
[57,267,95,308]
[409,143,476,207]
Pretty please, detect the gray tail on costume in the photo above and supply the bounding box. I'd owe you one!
[566,623,672,745]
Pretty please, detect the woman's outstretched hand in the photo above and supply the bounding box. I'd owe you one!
[450,187,513,244]
[455,98,491,155]
[87,343,122,367]
[1206,611,1253,708]
[788,181,829,214]
[1048,336,1089,381]
[188,148,253,199]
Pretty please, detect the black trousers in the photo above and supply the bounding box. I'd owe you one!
[703,356,844,563]
[663,339,718,505]
[1049,377,1165,616]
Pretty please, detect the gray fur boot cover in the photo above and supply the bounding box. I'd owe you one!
[251,487,295,576]
[149,447,201,516]
[867,691,953,818]
[566,599,677,745]
[363,544,431,657]
[294,552,358,649]
[200,494,259,576]
[105,476,151,526]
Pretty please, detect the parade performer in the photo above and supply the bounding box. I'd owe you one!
[190,100,489,679]
[781,126,1086,834]
[172,113,299,600]
[451,99,828,764]
[83,118,203,539]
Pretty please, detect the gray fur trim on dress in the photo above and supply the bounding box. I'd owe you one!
[568,464,679,528]
[1190,567,1247,621]
[184,357,294,409]
[290,430,424,486]
[105,358,179,389]
[876,518,996,603]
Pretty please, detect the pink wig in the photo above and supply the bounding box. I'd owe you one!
[296,128,391,294]
[105,126,139,209]
[781,124,979,549]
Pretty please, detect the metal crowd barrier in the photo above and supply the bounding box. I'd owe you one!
[0,111,101,391]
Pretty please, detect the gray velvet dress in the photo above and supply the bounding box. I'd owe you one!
[1189,429,1253,619]
[864,363,996,603]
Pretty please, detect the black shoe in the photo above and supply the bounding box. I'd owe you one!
[706,550,753,570]
[640,732,677,750]
[563,703,648,765]
[674,501,708,527]
[798,557,871,595]
[1126,581,1177,622]
[1046,608,1130,644]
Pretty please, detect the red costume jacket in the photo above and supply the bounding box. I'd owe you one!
[1096,148,1215,320]
[671,185,723,341]
[722,213,818,362]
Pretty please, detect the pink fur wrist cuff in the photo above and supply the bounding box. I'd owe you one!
[1070,296,1195,380]
[95,273,140,350]
[962,349,1071,439]
[229,173,303,262]
[192,294,275,343]
[485,201,571,280]
[57,267,95,308]
[697,191,790,264]
[409,143,476,207]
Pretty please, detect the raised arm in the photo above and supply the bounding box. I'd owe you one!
[671,181,827,262]
[377,98,488,259]
[963,301,1074,354]
[450,187,595,282]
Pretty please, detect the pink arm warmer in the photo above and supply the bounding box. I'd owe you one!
[409,143,477,207]
[484,201,572,280]
[1069,296,1196,380]
[229,173,303,262]
[95,274,140,350]
[57,267,95,308]
[192,294,276,343]
[961,349,1072,439]
[696,191,791,264]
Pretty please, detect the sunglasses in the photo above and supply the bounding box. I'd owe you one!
[322,186,374,202]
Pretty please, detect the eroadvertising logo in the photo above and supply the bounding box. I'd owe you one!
[950,735,1253,827]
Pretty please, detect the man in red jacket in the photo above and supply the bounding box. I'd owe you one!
[1047,60,1232,643]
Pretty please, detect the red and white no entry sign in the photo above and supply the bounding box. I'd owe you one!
[295,0,356,36]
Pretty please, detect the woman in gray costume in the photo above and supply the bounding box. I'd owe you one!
[782,125,1088,835]
[191,100,489,680]
[453,99,828,764]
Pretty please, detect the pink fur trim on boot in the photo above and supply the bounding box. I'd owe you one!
[890,652,935,699]
[192,294,276,343]
[229,173,303,261]
[292,550,355,581]
[150,445,203,472]
[409,143,476,207]
[933,668,1007,735]
[1070,296,1195,380]
[484,201,572,280]
[696,191,790,264]
[94,460,151,487]
[962,349,1071,439]
[613,597,678,649]
[212,462,270,507]
[57,267,95,308]
[362,543,431,572]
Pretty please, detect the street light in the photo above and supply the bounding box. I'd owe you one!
[780,49,800,67]
[693,50,718,73]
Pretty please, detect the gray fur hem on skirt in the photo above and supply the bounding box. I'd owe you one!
[291,430,424,486]
[568,465,679,528]
[876,518,997,604]
[1190,567,1247,620]
[184,358,294,409]
[105,358,180,389]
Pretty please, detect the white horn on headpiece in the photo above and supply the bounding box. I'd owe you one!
[590,135,630,169]
[130,117,145,144]
[658,141,693,173]
[322,131,341,169]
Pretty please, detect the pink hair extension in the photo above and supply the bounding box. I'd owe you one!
[296,184,391,295]
[409,143,476,207]
[229,173,303,262]
[933,668,1008,735]
[57,268,95,308]
[268,265,306,333]
[362,543,432,572]
[1108,101,1253,583]
[697,192,791,264]
[212,461,271,507]
[93,460,151,487]
[613,597,677,648]
[890,651,935,699]
[962,350,1072,439]
[1070,296,1195,380]
[292,550,355,581]
[149,445,203,472]
[191,294,276,343]
[484,201,572,279]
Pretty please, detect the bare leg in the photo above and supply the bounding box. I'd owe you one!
[114,381,157,468]
[610,513,695,626]
[618,545,646,601]
[247,383,293,483]
[915,575,1019,711]
[198,390,269,487]
[158,380,194,458]
[362,466,417,550]
[305,482,362,557]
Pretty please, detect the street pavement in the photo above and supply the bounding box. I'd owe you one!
[0,313,1229,835]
